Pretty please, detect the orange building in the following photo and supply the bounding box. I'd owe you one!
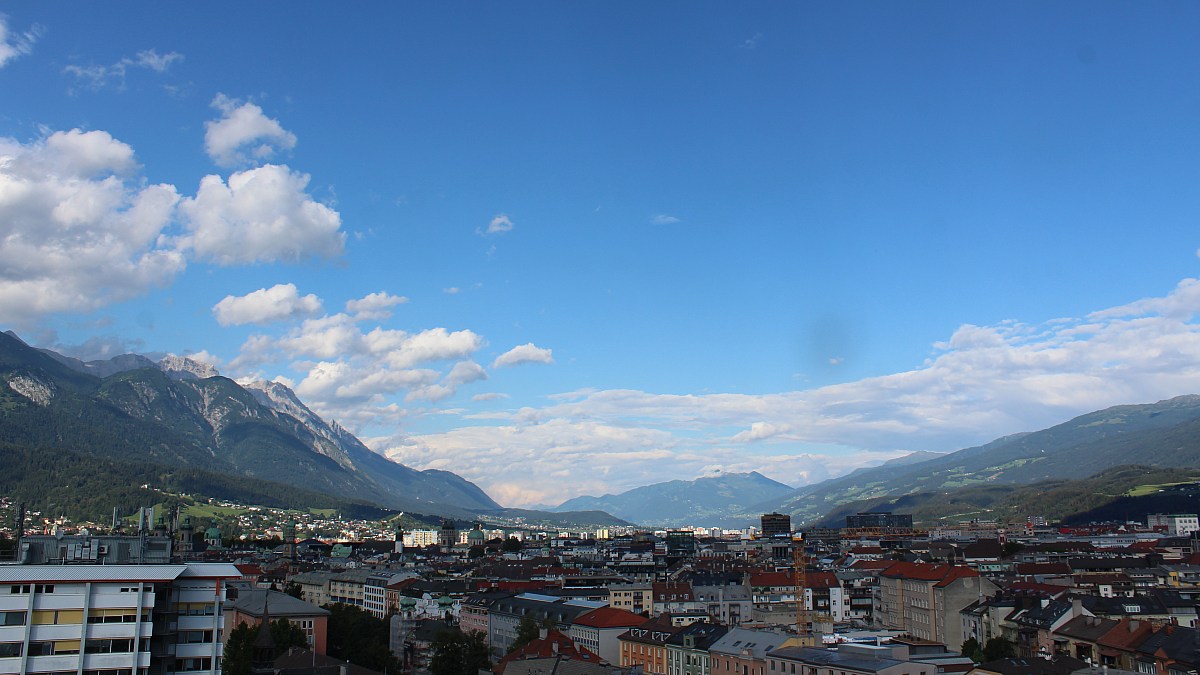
[223,588,331,655]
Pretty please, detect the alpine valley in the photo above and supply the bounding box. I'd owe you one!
[0,330,627,528]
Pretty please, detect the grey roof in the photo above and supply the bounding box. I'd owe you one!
[227,589,330,617]
[709,627,790,659]
[769,646,904,673]
[0,564,187,582]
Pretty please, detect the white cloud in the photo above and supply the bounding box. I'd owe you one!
[472,392,510,402]
[386,278,1200,507]
[0,129,183,324]
[493,343,554,368]
[204,94,297,167]
[484,213,513,234]
[651,214,681,225]
[731,422,792,443]
[346,291,408,320]
[212,283,323,326]
[177,164,345,265]
[443,287,461,295]
[738,33,764,50]
[63,49,183,91]
[0,17,40,68]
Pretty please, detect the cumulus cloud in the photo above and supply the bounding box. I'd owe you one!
[177,164,345,264]
[204,94,297,167]
[483,213,513,234]
[63,49,183,91]
[731,422,792,443]
[384,278,1200,507]
[346,291,408,320]
[0,17,40,68]
[212,283,323,326]
[226,313,489,421]
[0,129,183,323]
[493,343,554,368]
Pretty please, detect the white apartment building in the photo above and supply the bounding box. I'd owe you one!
[1148,514,1200,537]
[0,562,240,675]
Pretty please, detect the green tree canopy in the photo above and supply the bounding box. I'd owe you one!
[431,629,491,675]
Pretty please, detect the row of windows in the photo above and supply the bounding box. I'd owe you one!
[3,637,151,657]
[9,584,55,594]
[0,608,151,626]
[30,670,143,675]
[173,656,213,672]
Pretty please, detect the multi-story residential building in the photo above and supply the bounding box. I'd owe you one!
[707,627,790,675]
[328,569,374,607]
[1148,514,1200,537]
[876,562,997,650]
[568,606,646,665]
[652,583,699,616]
[619,615,685,675]
[610,583,654,614]
[693,583,752,626]
[403,530,441,548]
[288,570,334,608]
[665,621,727,675]
[486,593,605,657]
[0,562,239,675]
[459,590,514,639]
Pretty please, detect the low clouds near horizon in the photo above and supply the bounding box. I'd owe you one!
[381,277,1200,506]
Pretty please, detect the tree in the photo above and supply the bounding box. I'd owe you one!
[961,637,984,662]
[431,629,491,675]
[222,622,255,675]
[983,637,1016,661]
[509,615,541,653]
[325,603,402,672]
[469,544,486,559]
[501,537,522,553]
[270,617,309,651]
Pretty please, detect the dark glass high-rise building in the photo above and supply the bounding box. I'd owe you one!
[760,512,792,538]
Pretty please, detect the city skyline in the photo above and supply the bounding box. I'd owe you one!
[3,4,1200,506]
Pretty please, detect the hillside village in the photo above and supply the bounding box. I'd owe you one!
[4,502,1200,675]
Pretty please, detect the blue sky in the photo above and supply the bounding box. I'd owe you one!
[3,4,1200,508]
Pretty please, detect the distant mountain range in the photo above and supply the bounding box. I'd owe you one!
[757,395,1200,526]
[0,330,629,527]
[550,471,795,527]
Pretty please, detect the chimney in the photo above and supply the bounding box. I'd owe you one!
[553,640,560,654]
[1072,597,1083,617]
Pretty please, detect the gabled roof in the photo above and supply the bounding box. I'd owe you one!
[227,589,330,618]
[573,606,646,629]
[879,561,980,587]
[495,629,602,674]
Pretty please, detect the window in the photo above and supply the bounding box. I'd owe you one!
[1,611,25,626]
[0,642,21,658]
[32,609,84,625]
[29,640,81,655]
[9,585,30,594]
[173,657,212,672]
[85,638,135,654]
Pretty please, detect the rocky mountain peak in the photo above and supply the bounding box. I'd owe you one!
[158,354,220,380]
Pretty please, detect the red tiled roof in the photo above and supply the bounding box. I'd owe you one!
[1097,618,1156,650]
[494,630,602,674]
[879,561,980,587]
[748,572,795,588]
[573,606,646,629]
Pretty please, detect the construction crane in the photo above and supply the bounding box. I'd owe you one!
[792,531,833,647]
[792,531,814,646]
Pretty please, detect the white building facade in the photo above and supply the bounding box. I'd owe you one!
[0,562,239,675]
